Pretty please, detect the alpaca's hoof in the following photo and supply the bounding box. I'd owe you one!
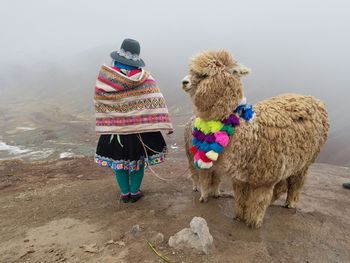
[284,203,297,214]
[199,196,208,203]
[193,186,199,192]
[246,220,263,229]
[285,202,296,209]
[234,216,243,222]
[212,191,222,198]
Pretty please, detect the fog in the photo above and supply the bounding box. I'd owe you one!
[0,0,349,166]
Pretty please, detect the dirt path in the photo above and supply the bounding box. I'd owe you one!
[0,157,350,263]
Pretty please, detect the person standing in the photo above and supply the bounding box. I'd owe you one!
[94,39,173,203]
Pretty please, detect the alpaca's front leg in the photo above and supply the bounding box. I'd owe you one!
[189,164,200,192]
[244,184,274,228]
[211,172,222,198]
[192,174,200,192]
[199,171,211,202]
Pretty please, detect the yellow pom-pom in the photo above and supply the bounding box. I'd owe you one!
[206,150,219,161]
[207,121,224,133]
[195,118,224,134]
[195,118,211,134]
[194,117,202,128]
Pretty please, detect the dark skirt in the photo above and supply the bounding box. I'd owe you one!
[95,132,167,172]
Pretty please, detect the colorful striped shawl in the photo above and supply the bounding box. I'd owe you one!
[94,65,173,135]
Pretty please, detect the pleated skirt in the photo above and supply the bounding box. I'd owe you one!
[95,132,167,172]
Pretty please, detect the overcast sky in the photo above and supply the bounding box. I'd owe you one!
[1,0,349,66]
[1,0,349,107]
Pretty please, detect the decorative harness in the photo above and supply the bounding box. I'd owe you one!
[190,98,255,170]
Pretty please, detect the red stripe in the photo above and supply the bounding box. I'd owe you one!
[95,87,106,93]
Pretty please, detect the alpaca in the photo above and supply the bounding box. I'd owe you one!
[182,50,329,228]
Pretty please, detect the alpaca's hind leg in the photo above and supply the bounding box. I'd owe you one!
[271,179,288,204]
[285,168,308,208]
[199,172,211,203]
[244,185,274,228]
[211,172,222,198]
[232,181,248,221]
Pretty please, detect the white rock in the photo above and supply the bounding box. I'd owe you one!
[168,217,213,254]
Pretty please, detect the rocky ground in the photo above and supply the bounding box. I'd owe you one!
[0,156,350,263]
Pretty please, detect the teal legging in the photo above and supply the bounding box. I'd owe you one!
[115,165,144,195]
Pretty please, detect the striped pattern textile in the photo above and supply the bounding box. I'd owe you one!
[94,65,173,134]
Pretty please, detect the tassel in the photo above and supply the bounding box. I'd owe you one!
[117,134,124,147]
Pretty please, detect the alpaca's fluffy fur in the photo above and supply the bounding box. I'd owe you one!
[183,50,329,228]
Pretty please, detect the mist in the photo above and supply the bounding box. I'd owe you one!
[0,0,349,166]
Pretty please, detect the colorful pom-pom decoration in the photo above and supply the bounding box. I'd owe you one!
[206,150,219,161]
[190,98,255,170]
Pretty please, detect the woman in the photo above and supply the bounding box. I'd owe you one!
[94,38,173,203]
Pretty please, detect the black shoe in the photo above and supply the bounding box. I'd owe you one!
[343,183,350,189]
[130,191,144,203]
[120,193,130,203]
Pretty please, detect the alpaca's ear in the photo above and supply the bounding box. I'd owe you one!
[230,63,251,77]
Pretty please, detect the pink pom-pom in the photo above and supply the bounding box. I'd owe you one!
[215,131,230,147]
[194,152,201,161]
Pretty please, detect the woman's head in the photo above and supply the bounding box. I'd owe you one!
[110,38,145,68]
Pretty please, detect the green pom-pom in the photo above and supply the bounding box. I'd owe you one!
[194,161,201,170]
[221,125,234,136]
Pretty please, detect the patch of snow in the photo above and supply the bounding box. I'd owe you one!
[60,152,75,159]
[16,127,36,131]
[0,141,31,155]
[0,141,54,160]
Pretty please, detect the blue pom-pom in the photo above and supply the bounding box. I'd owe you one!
[199,141,211,152]
[234,104,244,114]
[242,105,255,121]
[210,142,224,154]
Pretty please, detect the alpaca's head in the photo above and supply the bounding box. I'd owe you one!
[182,50,250,120]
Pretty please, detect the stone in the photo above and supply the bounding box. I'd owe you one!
[104,240,115,245]
[80,243,99,253]
[104,240,125,247]
[115,241,126,247]
[131,225,141,235]
[168,217,213,254]
[151,233,164,244]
